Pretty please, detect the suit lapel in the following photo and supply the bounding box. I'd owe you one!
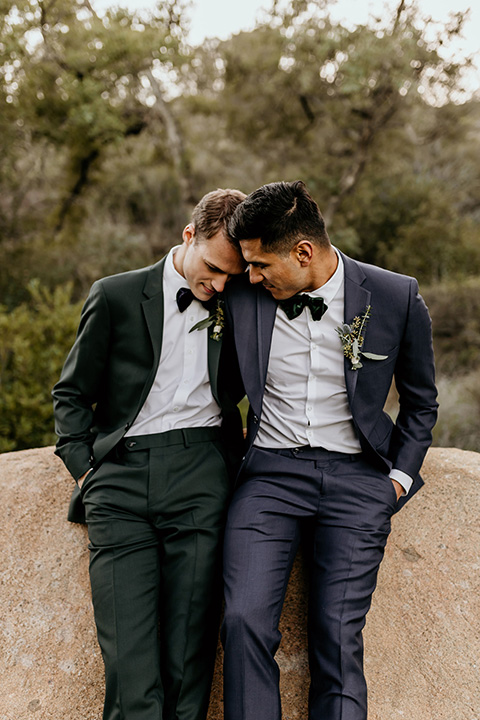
[230,282,276,419]
[140,257,166,406]
[341,252,371,401]
[250,289,276,418]
[208,329,222,405]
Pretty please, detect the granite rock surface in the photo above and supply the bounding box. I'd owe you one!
[1,446,479,719]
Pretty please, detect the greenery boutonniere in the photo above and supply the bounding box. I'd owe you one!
[336,305,388,370]
[189,298,225,341]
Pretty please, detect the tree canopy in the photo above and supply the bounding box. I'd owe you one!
[0,0,479,453]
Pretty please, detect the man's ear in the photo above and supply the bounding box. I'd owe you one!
[182,223,195,245]
[294,240,314,266]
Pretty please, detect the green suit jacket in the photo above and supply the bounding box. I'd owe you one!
[53,257,244,523]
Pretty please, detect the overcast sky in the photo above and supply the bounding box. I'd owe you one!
[91,0,480,91]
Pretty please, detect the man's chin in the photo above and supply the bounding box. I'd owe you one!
[265,287,291,300]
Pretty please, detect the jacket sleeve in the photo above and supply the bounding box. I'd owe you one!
[390,278,438,478]
[52,280,111,480]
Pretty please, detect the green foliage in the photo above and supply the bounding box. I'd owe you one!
[0,281,83,452]
[0,0,191,303]
[0,0,479,453]
[432,371,480,452]
[422,278,480,377]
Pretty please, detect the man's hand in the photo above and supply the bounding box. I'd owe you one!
[77,470,89,490]
[391,478,404,501]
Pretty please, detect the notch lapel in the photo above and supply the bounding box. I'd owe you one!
[231,284,277,419]
[139,257,166,407]
[208,330,222,405]
[341,253,371,402]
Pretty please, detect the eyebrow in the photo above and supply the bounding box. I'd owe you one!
[205,259,227,273]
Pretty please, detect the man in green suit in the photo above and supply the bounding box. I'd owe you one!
[52,188,246,720]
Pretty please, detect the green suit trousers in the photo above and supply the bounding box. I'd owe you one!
[80,427,232,720]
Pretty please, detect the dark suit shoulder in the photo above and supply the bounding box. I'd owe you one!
[342,252,416,288]
[94,259,163,295]
[225,272,252,295]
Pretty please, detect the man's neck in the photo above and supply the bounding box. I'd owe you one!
[172,244,186,278]
[306,246,339,292]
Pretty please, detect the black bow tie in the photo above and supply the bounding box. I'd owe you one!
[176,287,216,313]
[279,294,328,321]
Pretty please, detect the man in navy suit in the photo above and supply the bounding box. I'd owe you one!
[221,181,438,720]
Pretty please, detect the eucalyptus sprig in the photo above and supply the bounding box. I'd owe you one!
[189,298,224,341]
[336,305,388,370]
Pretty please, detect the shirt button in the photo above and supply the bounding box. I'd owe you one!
[311,343,317,350]
[189,315,195,322]
[307,406,313,412]
[173,406,179,412]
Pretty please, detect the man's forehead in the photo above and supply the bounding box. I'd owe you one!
[203,237,245,273]
[240,238,278,263]
[239,237,263,255]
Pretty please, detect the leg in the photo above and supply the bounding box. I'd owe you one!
[150,440,232,720]
[308,456,396,720]
[222,464,307,720]
[82,451,163,720]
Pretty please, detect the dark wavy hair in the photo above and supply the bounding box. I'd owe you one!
[228,180,330,255]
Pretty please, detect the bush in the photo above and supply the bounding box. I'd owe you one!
[422,277,480,377]
[0,282,83,452]
[432,371,480,453]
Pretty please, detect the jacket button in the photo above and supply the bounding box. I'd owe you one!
[253,415,259,423]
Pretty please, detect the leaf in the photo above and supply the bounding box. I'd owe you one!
[352,338,359,355]
[361,351,388,360]
[189,316,214,333]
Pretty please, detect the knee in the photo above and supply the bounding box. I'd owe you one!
[222,603,279,651]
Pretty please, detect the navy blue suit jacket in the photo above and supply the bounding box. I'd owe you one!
[224,251,438,510]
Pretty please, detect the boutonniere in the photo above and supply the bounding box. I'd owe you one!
[336,305,388,370]
[189,297,225,341]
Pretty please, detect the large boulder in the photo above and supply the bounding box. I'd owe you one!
[1,446,479,719]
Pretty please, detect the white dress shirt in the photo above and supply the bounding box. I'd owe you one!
[126,247,222,436]
[255,250,412,494]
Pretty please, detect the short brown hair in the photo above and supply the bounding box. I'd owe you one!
[191,188,246,245]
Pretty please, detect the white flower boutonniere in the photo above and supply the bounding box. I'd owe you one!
[336,305,388,370]
[189,298,225,341]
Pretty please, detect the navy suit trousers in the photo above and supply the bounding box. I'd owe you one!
[221,446,397,720]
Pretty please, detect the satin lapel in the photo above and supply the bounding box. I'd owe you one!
[231,284,276,419]
[208,331,222,405]
[140,257,166,403]
[342,253,371,402]
[252,289,277,418]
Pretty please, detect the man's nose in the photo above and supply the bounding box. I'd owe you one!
[212,275,228,293]
[248,266,262,284]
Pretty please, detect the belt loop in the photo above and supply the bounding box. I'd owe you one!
[181,429,190,448]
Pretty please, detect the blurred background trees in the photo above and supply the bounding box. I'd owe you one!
[1,0,479,453]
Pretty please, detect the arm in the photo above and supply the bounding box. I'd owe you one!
[52,281,111,481]
[390,278,438,479]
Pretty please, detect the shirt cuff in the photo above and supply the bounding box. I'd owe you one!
[390,469,413,496]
